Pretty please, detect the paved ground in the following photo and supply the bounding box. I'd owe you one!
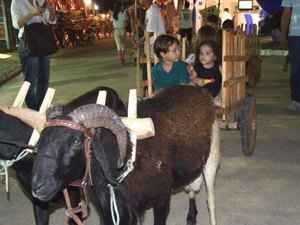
[0,37,299,225]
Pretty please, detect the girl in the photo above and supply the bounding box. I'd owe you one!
[110,3,127,65]
[191,40,222,106]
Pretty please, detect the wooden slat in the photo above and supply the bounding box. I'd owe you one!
[223,76,248,88]
[139,56,154,64]
[145,32,153,96]
[223,55,247,62]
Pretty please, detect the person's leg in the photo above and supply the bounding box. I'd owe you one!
[114,29,123,64]
[36,55,50,109]
[18,40,39,110]
[186,28,193,52]
[283,54,289,71]
[288,37,300,107]
[120,29,126,63]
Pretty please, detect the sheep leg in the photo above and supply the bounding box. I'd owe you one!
[203,120,220,225]
[33,198,49,225]
[186,192,198,225]
[153,195,171,225]
[185,175,204,225]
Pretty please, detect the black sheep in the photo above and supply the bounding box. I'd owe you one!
[31,85,220,225]
[0,86,126,225]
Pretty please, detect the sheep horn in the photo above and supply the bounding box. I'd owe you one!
[46,104,63,120]
[0,105,46,133]
[69,104,127,168]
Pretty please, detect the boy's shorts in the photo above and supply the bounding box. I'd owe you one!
[180,27,193,41]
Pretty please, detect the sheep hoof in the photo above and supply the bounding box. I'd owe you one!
[186,218,197,225]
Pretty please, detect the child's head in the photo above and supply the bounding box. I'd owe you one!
[154,34,181,61]
[184,1,190,9]
[196,40,220,67]
[206,14,220,29]
[195,25,218,50]
[222,19,234,32]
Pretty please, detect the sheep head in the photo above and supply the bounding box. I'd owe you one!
[31,104,129,201]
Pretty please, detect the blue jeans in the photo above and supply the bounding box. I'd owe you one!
[18,40,50,110]
[288,36,300,103]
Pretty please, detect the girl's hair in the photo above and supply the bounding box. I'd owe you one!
[153,34,180,58]
[193,40,220,68]
[113,3,123,21]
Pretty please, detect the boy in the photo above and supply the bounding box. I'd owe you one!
[152,34,190,95]
[180,1,193,49]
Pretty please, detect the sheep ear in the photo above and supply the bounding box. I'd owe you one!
[46,104,63,120]
[91,131,118,185]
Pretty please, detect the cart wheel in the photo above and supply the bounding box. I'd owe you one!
[240,93,257,156]
[246,56,262,87]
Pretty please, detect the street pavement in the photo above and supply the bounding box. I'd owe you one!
[0,38,299,225]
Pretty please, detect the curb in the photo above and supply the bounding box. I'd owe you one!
[0,66,22,85]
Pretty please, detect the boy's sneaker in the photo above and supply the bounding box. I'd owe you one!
[287,101,300,113]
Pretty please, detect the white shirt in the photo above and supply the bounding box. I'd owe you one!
[282,0,300,36]
[11,0,51,39]
[221,11,232,26]
[110,11,127,29]
[144,4,166,56]
[145,4,165,35]
[180,9,193,29]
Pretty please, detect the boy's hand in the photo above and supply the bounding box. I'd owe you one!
[190,69,197,79]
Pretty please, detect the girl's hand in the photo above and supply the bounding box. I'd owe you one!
[193,78,205,86]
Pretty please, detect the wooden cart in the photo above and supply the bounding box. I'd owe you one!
[218,30,257,156]
[245,33,262,87]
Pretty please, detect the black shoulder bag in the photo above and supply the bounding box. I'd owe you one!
[23,2,58,57]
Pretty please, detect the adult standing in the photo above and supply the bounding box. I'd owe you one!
[110,2,127,66]
[138,0,166,56]
[220,8,232,27]
[281,0,300,112]
[11,0,55,110]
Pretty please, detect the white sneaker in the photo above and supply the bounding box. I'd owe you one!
[213,96,223,107]
[287,101,300,113]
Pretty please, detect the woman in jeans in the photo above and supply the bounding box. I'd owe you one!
[11,0,55,110]
[110,2,127,65]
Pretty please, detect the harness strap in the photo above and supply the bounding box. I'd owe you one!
[63,188,85,225]
[45,119,94,225]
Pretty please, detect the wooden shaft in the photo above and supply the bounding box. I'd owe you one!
[128,89,137,162]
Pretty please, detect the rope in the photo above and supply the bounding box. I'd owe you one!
[117,159,134,183]
[108,159,135,225]
[0,150,30,192]
[108,184,120,225]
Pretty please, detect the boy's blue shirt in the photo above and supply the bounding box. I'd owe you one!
[152,60,190,90]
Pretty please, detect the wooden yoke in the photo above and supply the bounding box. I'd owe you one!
[12,81,31,107]
[96,89,155,163]
[2,81,55,153]
[25,88,55,153]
